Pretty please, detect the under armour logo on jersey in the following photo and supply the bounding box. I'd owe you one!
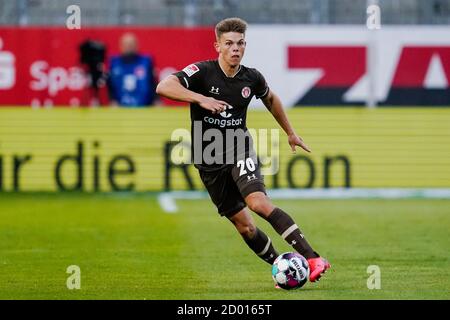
[209,86,220,94]
[290,240,297,246]
[247,173,257,182]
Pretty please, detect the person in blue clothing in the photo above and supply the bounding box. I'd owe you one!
[108,33,157,107]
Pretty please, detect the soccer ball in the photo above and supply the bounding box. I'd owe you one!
[272,252,310,290]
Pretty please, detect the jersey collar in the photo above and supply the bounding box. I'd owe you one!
[216,60,242,78]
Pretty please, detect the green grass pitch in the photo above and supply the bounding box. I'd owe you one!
[0,193,449,300]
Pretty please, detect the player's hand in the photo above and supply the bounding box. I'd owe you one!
[288,133,312,153]
[198,96,229,114]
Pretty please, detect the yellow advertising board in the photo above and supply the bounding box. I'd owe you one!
[0,107,449,191]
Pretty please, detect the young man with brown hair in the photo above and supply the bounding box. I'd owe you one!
[156,17,330,284]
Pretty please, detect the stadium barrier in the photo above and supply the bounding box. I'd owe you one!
[0,107,449,192]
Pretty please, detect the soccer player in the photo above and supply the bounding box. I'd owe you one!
[156,17,330,283]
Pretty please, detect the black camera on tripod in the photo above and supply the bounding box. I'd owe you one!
[79,39,107,91]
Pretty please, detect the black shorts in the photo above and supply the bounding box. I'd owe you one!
[199,160,266,218]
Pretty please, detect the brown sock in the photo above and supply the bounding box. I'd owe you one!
[243,228,279,264]
[266,208,319,259]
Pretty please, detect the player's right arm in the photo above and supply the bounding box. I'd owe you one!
[156,75,228,115]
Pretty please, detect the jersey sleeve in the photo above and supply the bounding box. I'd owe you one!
[253,69,270,99]
[173,62,206,91]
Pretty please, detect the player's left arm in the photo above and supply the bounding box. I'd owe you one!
[262,90,311,153]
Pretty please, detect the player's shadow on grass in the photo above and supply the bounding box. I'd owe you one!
[269,286,322,293]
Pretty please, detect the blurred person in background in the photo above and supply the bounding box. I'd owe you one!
[108,33,157,107]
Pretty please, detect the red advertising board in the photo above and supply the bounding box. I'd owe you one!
[0,27,216,106]
[1,27,449,106]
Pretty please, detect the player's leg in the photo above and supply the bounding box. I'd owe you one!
[198,167,278,265]
[227,207,278,264]
[245,192,318,258]
[231,159,330,282]
[230,159,320,259]
[245,191,330,282]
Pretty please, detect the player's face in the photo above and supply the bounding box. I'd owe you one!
[215,32,246,67]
